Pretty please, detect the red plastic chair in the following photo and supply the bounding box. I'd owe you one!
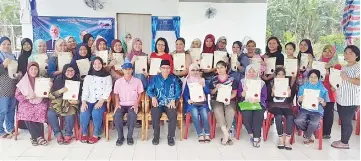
[47,115,80,141]
[264,112,296,144]
[234,111,267,141]
[183,112,213,139]
[355,108,360,135]
[14,118,45,140]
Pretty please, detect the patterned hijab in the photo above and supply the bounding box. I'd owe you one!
[16,62,43,103]
[216,36,227,52]
[319,45,339,67]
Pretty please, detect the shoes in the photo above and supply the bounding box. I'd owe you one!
[64,136,72,144]
[88,136,99,144]
[127,138,134,145]
[167,136,175,146]
[116,137,125,146]
[152,137,159,145]
[323,135,331,139]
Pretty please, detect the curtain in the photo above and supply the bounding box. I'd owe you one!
[172,16,181,39]
[151,16,158,52]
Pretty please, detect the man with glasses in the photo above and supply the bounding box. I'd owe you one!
[113,63,144,146]
[146,60,181,146]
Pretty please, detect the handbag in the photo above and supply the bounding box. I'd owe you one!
[238,101,262,111]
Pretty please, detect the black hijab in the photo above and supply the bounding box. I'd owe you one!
[88,57,110,77]
[82,33,93,57]
[52,63,80,92]
[18,38,33,74]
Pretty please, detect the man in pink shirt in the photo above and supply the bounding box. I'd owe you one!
[113,63,144,146]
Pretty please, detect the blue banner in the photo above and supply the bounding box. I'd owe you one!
[151,16,180,52]
[32,16,115,52]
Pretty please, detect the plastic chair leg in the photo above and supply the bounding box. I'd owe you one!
[236,112,242,140]
[208,112,213,139]
[356,109,360,135]
[184,113,191,139]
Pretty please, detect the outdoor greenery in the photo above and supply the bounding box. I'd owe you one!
[0,0,21,49]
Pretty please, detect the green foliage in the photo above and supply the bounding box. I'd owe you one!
[319,33,345,44]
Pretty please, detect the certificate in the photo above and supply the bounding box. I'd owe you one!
[8,60,18,79]
[57,52,72,70]
[213,51,227,67]
[190,48,201,64]
[113,53,124,70]
[265,57,276,74]
[250,58,262,71]
[96,50,108,65]
[245,79,262,101]
[149,58,162,75]
[188,82,205,102]
[34,78,51,98]
[33,54,48,71]
[302,89,320,110]
[173,53,186,70]
[274,78,289,97]
[200,53,213,69]
[312,61,326,80]
[63,80,80,100]
[299,53,309,69]
[76,59,90,76]
[216,84,232,105]
[284,59,298,77]
[330,68,342,89]
[135,56,148,74]
[231,54,238,71]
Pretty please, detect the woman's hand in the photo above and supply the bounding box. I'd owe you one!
[95,99,105,109]
[340,71,349,81]
[152,97,158,107]
[188,100,194,104]
[2,58,11,68]
[287,86,292,97]
[317,97,325,104]
[131,55,138,64]
[108,59,117,67]
[59,87,68,94]
[81,101,88,112]
[298,96,304,102]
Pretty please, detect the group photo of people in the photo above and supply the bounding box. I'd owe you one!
[0,33,359,151]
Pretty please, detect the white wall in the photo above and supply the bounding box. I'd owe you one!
[179,2,268,53]
[20,0,179,40]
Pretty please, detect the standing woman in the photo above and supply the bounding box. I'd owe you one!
[150,37,174,74]
[17,38,33,76]
[244,40,263,73]
[48,64,80,145]
[172,38,191,84]
[108,39,124,81]
[332,45,360,149]
[238,64,268,148]
[80,57,112,144]
[121,32,132,54]
[15,62,49,146]
[229,41,246,86]
[127,38,149,89]
[94,38,116,73]
[210,61,237,145]
[296,39,315,85]
[0,37,19,138]
[28,39,49,77]
[71,44,91,79]
[65,36,77,56]
[215,36,230,64]
[47,39,68,78]
[201,34,216,85]
[82,33,94,58]
[190,38,202,49]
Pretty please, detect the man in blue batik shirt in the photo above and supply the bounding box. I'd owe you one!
[146,60,181,146]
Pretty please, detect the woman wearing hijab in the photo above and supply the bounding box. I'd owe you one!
[70,44,91,79]
[319,45,341,139]
[229,41,245,87]
[80,57,112,144]
[294,69,329,145]
[190,38,202,49]
[201,34,216,84]
[108,39,125,81]
[296,39,315,86]
[93,38,116,72]
[150,37,174,75]
[0,37,19,138]
[15,62,49,146]
[238,64,267,148]
[82,33,94,57]
[47,39,69,78]
[17,38,33,76]
[65,36,77,56]
[48,63,80,145]
[28,39,49,77]
[172,38,192,85]
[121,32,132,54]
[182,63,211,143]
[127,38,149,89]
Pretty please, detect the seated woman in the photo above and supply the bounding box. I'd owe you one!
[48,64,80,145]
[15,62,49,146]
[295,69,329,145]
[209,61,237,145]
[182,63,211,143]
[80,57,112,144]
[238,64,267,148]
[268,68,293,150]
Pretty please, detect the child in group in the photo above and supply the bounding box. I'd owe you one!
[294,69,329,144]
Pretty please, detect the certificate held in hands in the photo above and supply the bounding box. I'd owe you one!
[265,57,276,74]
[57,52,72,70]
[231,54,238,71]
[284,59,298,77]
[312,61,326,80]
[250,58,262,71]
[330,68,342,89]
[245,79,262,101]
[190,48,201,64]
[8,60,18,79]
[135,56,148,74]
[34,78,51,98]
[299,53,309,69]
[213,51,227,67]
[200,53,213,69]
[76,59,90,77]
[173,53,186,70]
[96,50,108,65]
[274,78,289,97]
[302,89,320,110]
[149,58,162,75]
[113,53,124,70]
[63,80,80,100]
[34,54,48,71]
[188,83,205,102]
[216,84,232,105]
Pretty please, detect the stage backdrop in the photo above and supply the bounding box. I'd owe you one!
[151,16,180,52]
[32,16,115,52]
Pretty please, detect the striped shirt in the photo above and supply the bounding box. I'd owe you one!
[336,63,360,106]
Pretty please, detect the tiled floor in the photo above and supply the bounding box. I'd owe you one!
[0,118,359,161]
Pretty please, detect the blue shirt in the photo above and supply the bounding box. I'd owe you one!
[298,81,329,115]
[146,74,181,106]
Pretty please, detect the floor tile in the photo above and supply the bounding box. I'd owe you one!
[63,147,93,160]
[87,147,114,160]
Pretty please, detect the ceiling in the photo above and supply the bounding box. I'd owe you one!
[179,0,267,3]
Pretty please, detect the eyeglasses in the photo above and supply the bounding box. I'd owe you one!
[191,69,200,72]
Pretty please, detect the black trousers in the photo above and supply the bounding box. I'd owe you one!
[269,108,294,136]
[114,106,137,139]
[337,104,357,144]
[151,106,177,138]
[24,121,44,139]
[241,110,264,138]
[323,102,335,135]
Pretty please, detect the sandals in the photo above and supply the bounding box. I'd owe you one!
[252,138,261,148]
[278,136,285,149]
[284,136,292,150]
[204,135,211,143]
[226,138,233,145]
[36,137,48,146]
[57,136,64,145]
[64,136,72,145]
[88,136,99,144]
[220,138,228,145]
[331,140,350,149]
[303,138,314,145]
[198,136,205,143]
[31,138,38,146]
[80,135,88,143]
[1,131,14,139]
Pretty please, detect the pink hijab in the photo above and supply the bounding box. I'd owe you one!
[16,62,43,104]
[127,38,143,61]
[182,64,206,101]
